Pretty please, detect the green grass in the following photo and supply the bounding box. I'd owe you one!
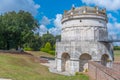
[0,52,89,80]
[0,50,119,80]
[114,50,120,61]
[114,50,120,56]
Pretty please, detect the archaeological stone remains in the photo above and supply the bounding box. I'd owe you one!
[55,6,114,74]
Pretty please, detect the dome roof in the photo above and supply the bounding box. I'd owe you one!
[62,6,108,23]
[64,6,106,16]
[74,6,96,11]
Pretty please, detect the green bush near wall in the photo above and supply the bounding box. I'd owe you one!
[48,51,55,55]
[40,48,55,55]
[40,42,55,55]
[40,48,49,53]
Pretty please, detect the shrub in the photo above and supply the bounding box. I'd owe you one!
[45,42,52,50]
[52,44,56,50]
[40,42,55,55]
[48,50,55,55]
[40,48,55,55]
[24,47,33,51]
[75,72,80,75]
[75,72,84,75]
[40,48,49,53]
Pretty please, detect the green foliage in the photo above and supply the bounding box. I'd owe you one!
[45,42,52,50]
[53,44,56,50]
[55,35,61,41]
[24,34,42,51]
[114,46,120,50]
[48,51,55,55]
[75,72,84,75]
[75,72,80,75]
[0,52,89,80]
[41,32,55,47]
[24,47,33,51]
[0,10,61,51]
[40,42,55,55]
[0,10,38,50]
[40,48,49,53]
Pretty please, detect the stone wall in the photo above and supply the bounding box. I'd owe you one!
[88,61,120,80]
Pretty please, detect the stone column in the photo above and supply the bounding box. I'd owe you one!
[70,59,79,74]
[56,58,62,72]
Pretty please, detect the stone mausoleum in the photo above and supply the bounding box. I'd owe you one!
[55,6,114,74]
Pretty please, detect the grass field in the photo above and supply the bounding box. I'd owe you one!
[0,51,89,80]
[0,50,119,80]
[114,50,120,61]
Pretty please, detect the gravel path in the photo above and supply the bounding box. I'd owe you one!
[41,59,73,76]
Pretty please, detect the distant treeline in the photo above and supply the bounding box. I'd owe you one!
[0,10,61,55]
[114,46,120,50]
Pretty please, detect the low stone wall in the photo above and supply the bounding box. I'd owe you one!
[112,62,120,74]
[88,61,120,80]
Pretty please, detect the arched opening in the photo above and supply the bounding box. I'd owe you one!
[101,54,109,66]
[61,53,70,72]
[79,53,91,72]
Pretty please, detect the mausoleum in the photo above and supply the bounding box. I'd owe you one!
[55,6,114,74]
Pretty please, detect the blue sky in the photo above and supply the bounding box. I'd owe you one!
[0,0,120,44]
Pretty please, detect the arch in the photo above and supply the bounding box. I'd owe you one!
[101,54,109,66]
[79,53,92,72]
[61,53,70,72]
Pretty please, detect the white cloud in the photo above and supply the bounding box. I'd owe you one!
[106,13,120,45]
[107,22,120,45]
[107,23,120,35]
[38,14,62,36]
[49,14,62,36]
[49,27,61,36]
[39,25,48,36]
[54,14,62,28]
[108,13,117,22]
[40,16,50,25]
[0,0,40,16]
[107,22,120,43]
[82,0,120,11]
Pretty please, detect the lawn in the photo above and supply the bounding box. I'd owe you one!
[0,50,119,80]
[114,50,120,61]
[0,52,89,80]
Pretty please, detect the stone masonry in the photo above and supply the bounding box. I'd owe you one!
[55,6,114,75]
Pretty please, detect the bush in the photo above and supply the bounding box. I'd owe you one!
[24,47,33,51]
[75,72,84,75]
[45,42,52,50]
[48,50,55,55]
[40,48,49,53]
[40,48,55,55]
[40,42,55,55]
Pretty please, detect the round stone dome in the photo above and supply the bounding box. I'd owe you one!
[62,6,107,24]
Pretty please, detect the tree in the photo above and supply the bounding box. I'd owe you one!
[55,35,61,42]
[42,31,55,47]
[24,34,42,51]
[0,10,38,50]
